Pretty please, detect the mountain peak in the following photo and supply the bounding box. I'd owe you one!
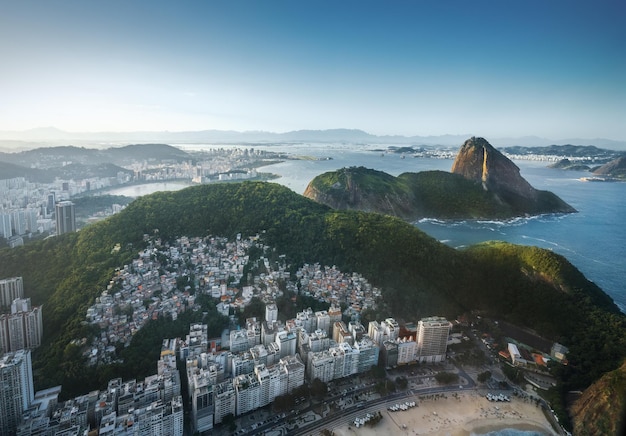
[451,137,536,199]
[450,137,576,214]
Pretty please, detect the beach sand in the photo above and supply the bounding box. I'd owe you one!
[333,392,557,436]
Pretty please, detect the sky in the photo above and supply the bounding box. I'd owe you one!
[0,0,624,139]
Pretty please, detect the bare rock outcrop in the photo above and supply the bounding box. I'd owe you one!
[451,136,537,201]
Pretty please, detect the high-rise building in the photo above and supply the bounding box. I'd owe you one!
[315,310,331,336]
[0,298,43,352]
[275,330,296,358]
[213,380,236,425]
[417,316,451,363]
[0,277,23,309]
[24,209,38,234]
[11,210,26,235]
[47,193,56,217]
[382,318,400,342]
[0,213,12,239]
[234,373,260,416]
[328,304,342,324]
[55,201,76,235]
[0,350,34,434]
[265,303,278,323]
[354,336,379,373]
[368,321,385,346]
[191,373,214,433]
[229,329,250,353]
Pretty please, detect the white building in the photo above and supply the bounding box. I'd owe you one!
[230,329,250,353]
[280,354,305,393]
[213,380,236,425]
[234,373,261,416]
[0,350,34,434]
[367,321,385,347]
[265,303,278,323]
[307,350,335,383]
[0,298,44,353]
[275,330,296,358]
[397,337,417,365]
[315,310,331,336]
[417,317,451,362]
[0,276,23,309]
[382,318,400,342]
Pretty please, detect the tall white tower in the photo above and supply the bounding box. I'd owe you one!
[0,350,34,434]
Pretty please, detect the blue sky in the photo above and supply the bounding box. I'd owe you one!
[1,0,624,139]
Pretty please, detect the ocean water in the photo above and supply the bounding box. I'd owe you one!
[106,181,192,197]
[247,143,626,313]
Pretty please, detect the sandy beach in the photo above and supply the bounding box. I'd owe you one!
[332,392,558,436]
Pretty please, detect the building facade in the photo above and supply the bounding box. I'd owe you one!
[55,201,76,235]
[417,317,451,362]
[0,350,34,435]
[0,277,23,309]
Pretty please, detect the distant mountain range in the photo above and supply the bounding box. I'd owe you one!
[1,127,625,150]
[0,143,190,181]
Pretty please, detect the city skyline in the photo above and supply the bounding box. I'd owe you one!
[1,1,624,140]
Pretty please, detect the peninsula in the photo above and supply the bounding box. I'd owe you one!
[303,137,576,220]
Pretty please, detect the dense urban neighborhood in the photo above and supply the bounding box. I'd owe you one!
[1,230,572,435]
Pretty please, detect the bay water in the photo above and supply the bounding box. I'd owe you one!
[246,143,625,313]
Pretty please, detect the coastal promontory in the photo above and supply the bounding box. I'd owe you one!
[303,137,576,220]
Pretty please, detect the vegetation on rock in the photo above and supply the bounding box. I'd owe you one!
[570,360,626,436]
[304,138,575,219]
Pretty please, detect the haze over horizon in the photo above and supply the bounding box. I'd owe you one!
[1,0,624,141]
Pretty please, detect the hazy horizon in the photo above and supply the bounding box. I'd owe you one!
[1,1,624,140]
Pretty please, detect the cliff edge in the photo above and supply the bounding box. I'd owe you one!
[450,137,576,215]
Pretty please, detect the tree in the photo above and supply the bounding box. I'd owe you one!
[311,378,328,399]
[222,413,237,433]
[395,376,408,390]
[434,371,459,384]
[478,370,492,383]
[369,365,386,379]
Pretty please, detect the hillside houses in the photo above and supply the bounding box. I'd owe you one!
[84,234,384,365]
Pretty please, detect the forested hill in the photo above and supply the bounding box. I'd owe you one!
[0,143,192,169]
[0,182,624,427]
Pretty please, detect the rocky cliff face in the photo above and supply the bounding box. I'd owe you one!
[593,155,626,178]
[451,137,575,214]
[570,360,626,436]
[451,137,537,200]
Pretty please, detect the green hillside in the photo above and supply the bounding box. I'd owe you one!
[0,182,624,425]
[304,167,573,219]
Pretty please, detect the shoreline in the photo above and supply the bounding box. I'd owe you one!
[333,392,558,436]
